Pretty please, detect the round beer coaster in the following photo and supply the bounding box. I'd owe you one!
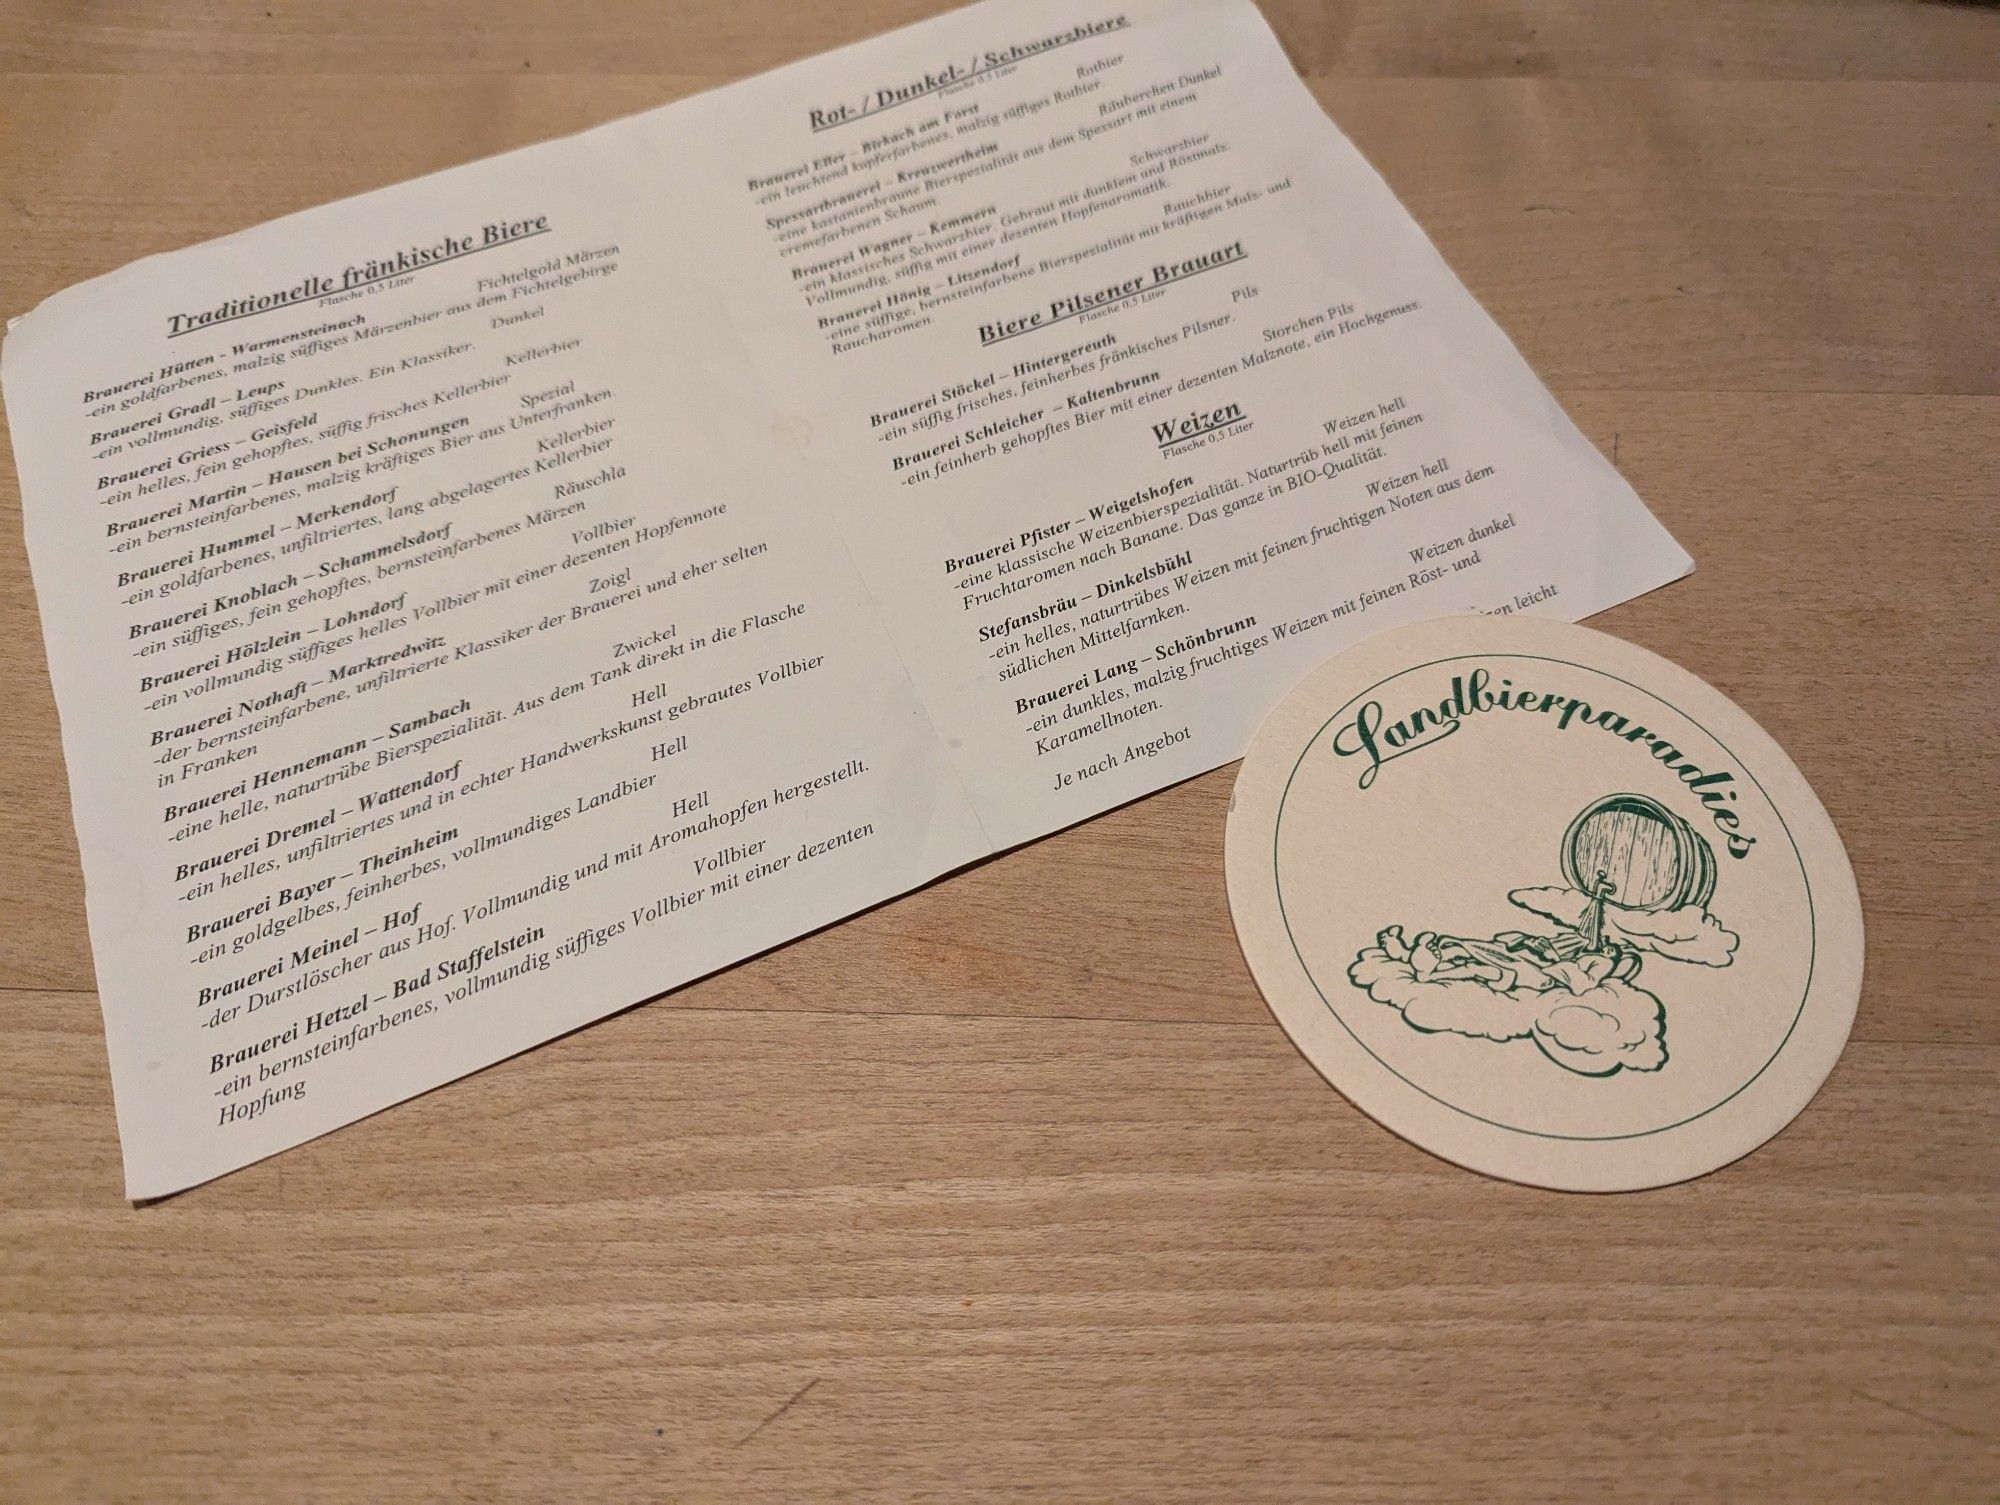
[1225,616,1863,1191]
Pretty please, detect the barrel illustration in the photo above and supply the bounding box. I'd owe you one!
[1560,793,1716,914]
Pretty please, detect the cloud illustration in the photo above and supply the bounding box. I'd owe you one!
[1348,926,1667,1075]
[1508,886,1739,968]
[1531,987,1667,1075]
[1351,944,1546,1041]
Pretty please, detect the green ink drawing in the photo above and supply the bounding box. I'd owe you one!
[1347,794,1739,1076]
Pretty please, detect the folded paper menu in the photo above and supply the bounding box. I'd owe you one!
[2,0,1691,1196]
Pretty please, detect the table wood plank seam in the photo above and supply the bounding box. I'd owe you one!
[3,987,1991,1052]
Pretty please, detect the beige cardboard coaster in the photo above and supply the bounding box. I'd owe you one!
[1226,616,1862,1191]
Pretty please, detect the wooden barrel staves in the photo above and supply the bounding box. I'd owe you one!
[1560,793,1716,913]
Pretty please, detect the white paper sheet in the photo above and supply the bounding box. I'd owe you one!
[2,0,1691,1196]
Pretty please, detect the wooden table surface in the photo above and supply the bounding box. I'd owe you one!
[3,1,1995,1499]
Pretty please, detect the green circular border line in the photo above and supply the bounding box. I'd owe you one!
[1270,651,1818,1143]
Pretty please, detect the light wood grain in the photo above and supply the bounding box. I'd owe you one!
[1,1,1996,1500]
[4,0,1997,80]
[2,1000,1995,1499]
